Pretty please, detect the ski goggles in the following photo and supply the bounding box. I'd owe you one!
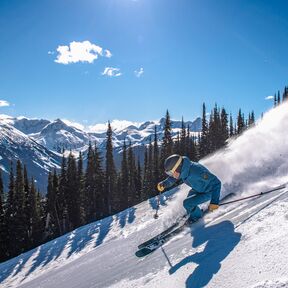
[165,170,174,177]
[165,156,183,177]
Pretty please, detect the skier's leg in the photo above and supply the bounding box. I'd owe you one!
[183,190,198,215]
[183,192,212,221]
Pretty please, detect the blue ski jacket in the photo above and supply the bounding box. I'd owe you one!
[160,156,221,205]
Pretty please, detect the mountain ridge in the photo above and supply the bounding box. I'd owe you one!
[0,115,201,192]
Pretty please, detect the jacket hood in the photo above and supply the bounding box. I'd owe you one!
[180,156,191,179]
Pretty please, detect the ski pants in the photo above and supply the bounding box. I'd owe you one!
[183,189,212,220]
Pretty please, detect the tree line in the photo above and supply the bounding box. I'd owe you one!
[1,89,287,263]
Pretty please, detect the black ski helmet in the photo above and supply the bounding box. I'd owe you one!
[164,154,183,175]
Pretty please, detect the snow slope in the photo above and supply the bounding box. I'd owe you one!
[1,103,288,288]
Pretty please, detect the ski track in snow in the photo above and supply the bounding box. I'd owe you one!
[1,103,288,288]
[249,279,288,288]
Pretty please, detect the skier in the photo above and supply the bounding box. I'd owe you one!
[157,154,221,222]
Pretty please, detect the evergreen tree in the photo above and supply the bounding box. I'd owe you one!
[127,142,137,206]
[66,152,80,230]
[251,111,255,124]
[215,105,222,148]
[160,110,173,176]
[6,164,15,258]
[200,103,209,158]
[248,111,255,126]
[180,117,186,155]
[135,158,142,204]
[207,113,213,152]
[237,109,245,134]
[174,131,181,154]
[208,104,222,152]
[46,171,58,238]
[27,178,42,248]
[13,160,26,256]
[23,166,29,201]
[186,124,191,156]
[282,86,288,102]
[0,170,8,262]
[52,169,61,234]
[0,170,3,213]
[58,155,68,233]
[37,190,45,242]
[105,122,117,215]
[94,144,104,219]
[77,152,85,226]
[84,142,95,222]
[277,91,281,105]
[274,93,277,107]
[120,140,129,210]
[186,124,197,160]
[147,137,155,197]
[187,134,197,162]
[220,107,229,146]
[23,165,30,249]
[142,146,149,200]
[229,114,234,137]
[115,175,122,212]
[153,126,160,189]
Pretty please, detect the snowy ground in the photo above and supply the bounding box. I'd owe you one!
[1,185,287,288]
[1,103,288,288]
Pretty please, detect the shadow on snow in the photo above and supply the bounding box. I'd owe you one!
[169,220,241,288]
[116,207,136,229]
[0,216,114,284]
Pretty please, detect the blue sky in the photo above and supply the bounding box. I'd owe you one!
[0,0,288,127]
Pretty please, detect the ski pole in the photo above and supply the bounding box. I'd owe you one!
[154,191,161,219]
[220,184,287,206]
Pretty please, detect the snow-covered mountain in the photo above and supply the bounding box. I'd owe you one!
[1,103,288,288]
[3,116,96,153]
[92,117,202,149]
[31,119,97,153]
[0,114,201,191]
[13,117,51,135]
[0,120,61,192]
[3,115,201,153]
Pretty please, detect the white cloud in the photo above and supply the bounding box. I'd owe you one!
[102,67,122,77]
[62,119,85,131]
[89,120,141,133]
[105,49,112,58]
[265,95,274,100]
[0,100,10,107]
[134,67,144,78]
[88,123,107,133]
[0,114,13,121]
[54,41,112,64]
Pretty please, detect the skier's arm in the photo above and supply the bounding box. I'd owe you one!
[158,176,178,192]
[209,180,221,211]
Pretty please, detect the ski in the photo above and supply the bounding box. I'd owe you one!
[135,218,191,257]
[137,215,188,250]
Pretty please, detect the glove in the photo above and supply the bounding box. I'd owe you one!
[157,182,165,192]
[209,204,219,212]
